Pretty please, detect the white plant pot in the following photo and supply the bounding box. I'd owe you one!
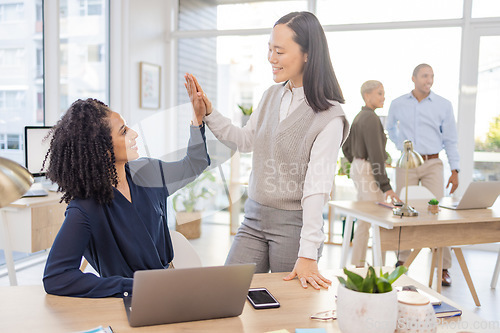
[337,284,398,333]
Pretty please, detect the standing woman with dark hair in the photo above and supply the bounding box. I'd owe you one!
[42,98,209,298]
[185,11,349,289]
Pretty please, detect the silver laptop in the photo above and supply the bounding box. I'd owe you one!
[123,264,255,327]
[439,181,500,210]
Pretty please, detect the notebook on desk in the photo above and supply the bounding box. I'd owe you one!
[123,264,255,327]
[433,301,462,318]
[439,181,500,210]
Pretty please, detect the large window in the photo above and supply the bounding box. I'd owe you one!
[474,35,500,181]
[472,0,500,18]
[172,0,500,197]
[317,0,463,24]
[60,0,109,112]
[217,1,307,30]
[0,3,24,22]
[0,0,109,166]
[0,1,42,164]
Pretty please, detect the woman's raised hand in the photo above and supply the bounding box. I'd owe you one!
[184,74,212,125]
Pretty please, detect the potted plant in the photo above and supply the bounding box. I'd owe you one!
[337,157,351,178]
[428,198,439,214]
[336,265,407,333]
[172,170,216,239]
[238,104,253,127]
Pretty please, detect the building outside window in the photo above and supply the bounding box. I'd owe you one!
[0,3,24,22]
[0,1,42,164]
[7,134,21,150]
[0,0,109,166]
[59,0,109,113]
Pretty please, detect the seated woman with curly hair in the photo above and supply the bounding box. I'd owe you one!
[42,98,210,298]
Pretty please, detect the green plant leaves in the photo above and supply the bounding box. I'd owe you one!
[360,266,376,293]
[172,170,216,212]
[375,277,392,293]
[238,104,253,115]
[387,265,407,284]
[428,198,439,205]
[337,265,407,294]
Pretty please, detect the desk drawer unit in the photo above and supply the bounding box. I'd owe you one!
[0,202,66,253]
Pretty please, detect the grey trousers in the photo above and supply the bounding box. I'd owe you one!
[225,198,323,273]
[350,159,385,267]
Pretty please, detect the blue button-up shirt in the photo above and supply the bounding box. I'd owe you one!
[386,91,459,170]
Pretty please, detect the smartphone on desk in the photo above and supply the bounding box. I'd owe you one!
[247,287,280,309]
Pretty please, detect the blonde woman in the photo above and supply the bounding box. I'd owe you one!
[342,80,399,267]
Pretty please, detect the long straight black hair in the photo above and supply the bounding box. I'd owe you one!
[275,11,345,112]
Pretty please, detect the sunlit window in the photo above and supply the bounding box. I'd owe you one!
[472,0,500,18]
[0,1,42,164]
[473,36,500,181]
[317,0,463,25]
[217,1,307,30]
[7,134,21,150]
[59,0,109,112]
[0,3,24,22]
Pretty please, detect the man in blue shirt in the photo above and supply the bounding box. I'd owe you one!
[386,63,460,286]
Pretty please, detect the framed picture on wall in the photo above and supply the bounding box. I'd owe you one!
[140,62,161,109]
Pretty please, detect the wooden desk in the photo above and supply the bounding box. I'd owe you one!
[330,200,500,267]
[0,270,495,333]
[329,199,500,305]
[0,192,66,285]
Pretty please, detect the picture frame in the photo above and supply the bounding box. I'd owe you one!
[140,62,161,109]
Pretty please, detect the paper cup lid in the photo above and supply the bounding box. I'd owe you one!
[397,290,430,305]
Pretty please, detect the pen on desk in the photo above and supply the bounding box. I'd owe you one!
[107,326,114,333]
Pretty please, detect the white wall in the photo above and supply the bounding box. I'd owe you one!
[125,0,168,126]
[110,0,177,157]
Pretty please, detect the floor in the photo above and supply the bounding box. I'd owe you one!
[1,213,499,323]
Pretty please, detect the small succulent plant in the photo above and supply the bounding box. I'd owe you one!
[428,198,439,205]
[337,265,407,293]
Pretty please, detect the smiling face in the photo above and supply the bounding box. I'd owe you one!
[108,111,139,164]
[268,24,307,87]
[364,84,385,110]
[412,65,434,97]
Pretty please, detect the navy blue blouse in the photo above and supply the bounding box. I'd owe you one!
[43,125,210,298]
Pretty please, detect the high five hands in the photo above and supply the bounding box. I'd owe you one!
[184,73,212,125]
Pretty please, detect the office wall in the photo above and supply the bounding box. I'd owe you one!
[110,0,179,158]
[126,0,169,127]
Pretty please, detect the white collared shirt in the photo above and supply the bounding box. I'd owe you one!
[205,84,344,260]
[279,81,305,122]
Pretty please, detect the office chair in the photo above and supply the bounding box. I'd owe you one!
[169,230,202,269]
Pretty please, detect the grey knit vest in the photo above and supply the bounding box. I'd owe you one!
[248,84,349,210]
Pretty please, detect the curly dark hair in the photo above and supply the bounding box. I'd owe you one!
[43,98,119,204]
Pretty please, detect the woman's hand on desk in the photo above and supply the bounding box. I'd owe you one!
[384,189,401,204]
[283,257,332,290]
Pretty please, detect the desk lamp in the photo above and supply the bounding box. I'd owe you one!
[393,140,423,217]
[0,157,33,208]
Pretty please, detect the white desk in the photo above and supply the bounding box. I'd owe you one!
[0,192,66,285]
